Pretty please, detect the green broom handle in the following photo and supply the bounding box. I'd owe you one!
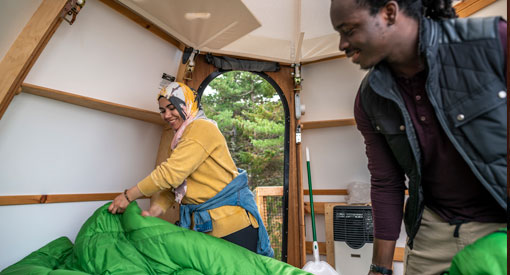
[306,147,317,242]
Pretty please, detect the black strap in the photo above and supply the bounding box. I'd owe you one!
[370,264,393,275]
[205,53,280,72]
[448,220,468,238]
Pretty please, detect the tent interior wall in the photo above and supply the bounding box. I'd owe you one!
[0,0,506,273]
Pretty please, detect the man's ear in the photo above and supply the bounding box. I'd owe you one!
[382,0,399,26]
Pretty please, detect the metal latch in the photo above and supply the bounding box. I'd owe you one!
[184,48,199,80]
[62,0,85,25]
[296,124,302,144]
[291,63,302,87]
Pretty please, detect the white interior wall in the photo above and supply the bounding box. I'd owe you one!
[0,0,181,269]
[300,58,368,197]
[0,0,43,61]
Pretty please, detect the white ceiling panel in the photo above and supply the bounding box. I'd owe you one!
[114,0,488,63]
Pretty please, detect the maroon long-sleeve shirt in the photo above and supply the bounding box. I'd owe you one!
[354,20,507,240]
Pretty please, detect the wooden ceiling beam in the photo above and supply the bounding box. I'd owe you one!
[98,0,185,51]
[0,0,68,120]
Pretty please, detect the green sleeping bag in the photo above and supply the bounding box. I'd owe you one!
[443,228,507,275]
[1,202,311,275]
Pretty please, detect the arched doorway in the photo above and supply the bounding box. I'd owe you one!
[197,70,290,261]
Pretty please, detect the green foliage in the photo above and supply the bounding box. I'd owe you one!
[201,71,284,189]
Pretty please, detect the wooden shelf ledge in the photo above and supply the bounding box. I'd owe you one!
[21,83,165,125]
[0,193,119,206]
[0,193,151,206]
[300,118,355,130]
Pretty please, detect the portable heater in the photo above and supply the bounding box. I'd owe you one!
[333,205,374,274]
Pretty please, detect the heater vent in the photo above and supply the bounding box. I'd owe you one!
[333,205,374,249]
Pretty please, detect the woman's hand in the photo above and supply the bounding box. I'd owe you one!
[108,186,144,214]
[141,203,165,217]
[108,192,130,214]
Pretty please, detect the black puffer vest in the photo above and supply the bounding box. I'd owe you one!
[359,16,507,247]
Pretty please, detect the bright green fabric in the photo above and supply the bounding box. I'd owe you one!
[445,229,507,275]
[0,237,88,275]
[1,202,310,275]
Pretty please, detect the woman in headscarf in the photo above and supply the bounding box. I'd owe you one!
[108,82,273,257]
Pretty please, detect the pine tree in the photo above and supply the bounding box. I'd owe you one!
[201,71,284,189]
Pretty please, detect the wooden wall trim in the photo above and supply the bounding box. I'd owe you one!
[21,83,165,125]
[0,193,121,206]
[0,0,68,120]
[455,0,497,17]
[301,118,356,130]
[98,0,184,50]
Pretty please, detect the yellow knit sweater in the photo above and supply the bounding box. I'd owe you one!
[137,119,258,237]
